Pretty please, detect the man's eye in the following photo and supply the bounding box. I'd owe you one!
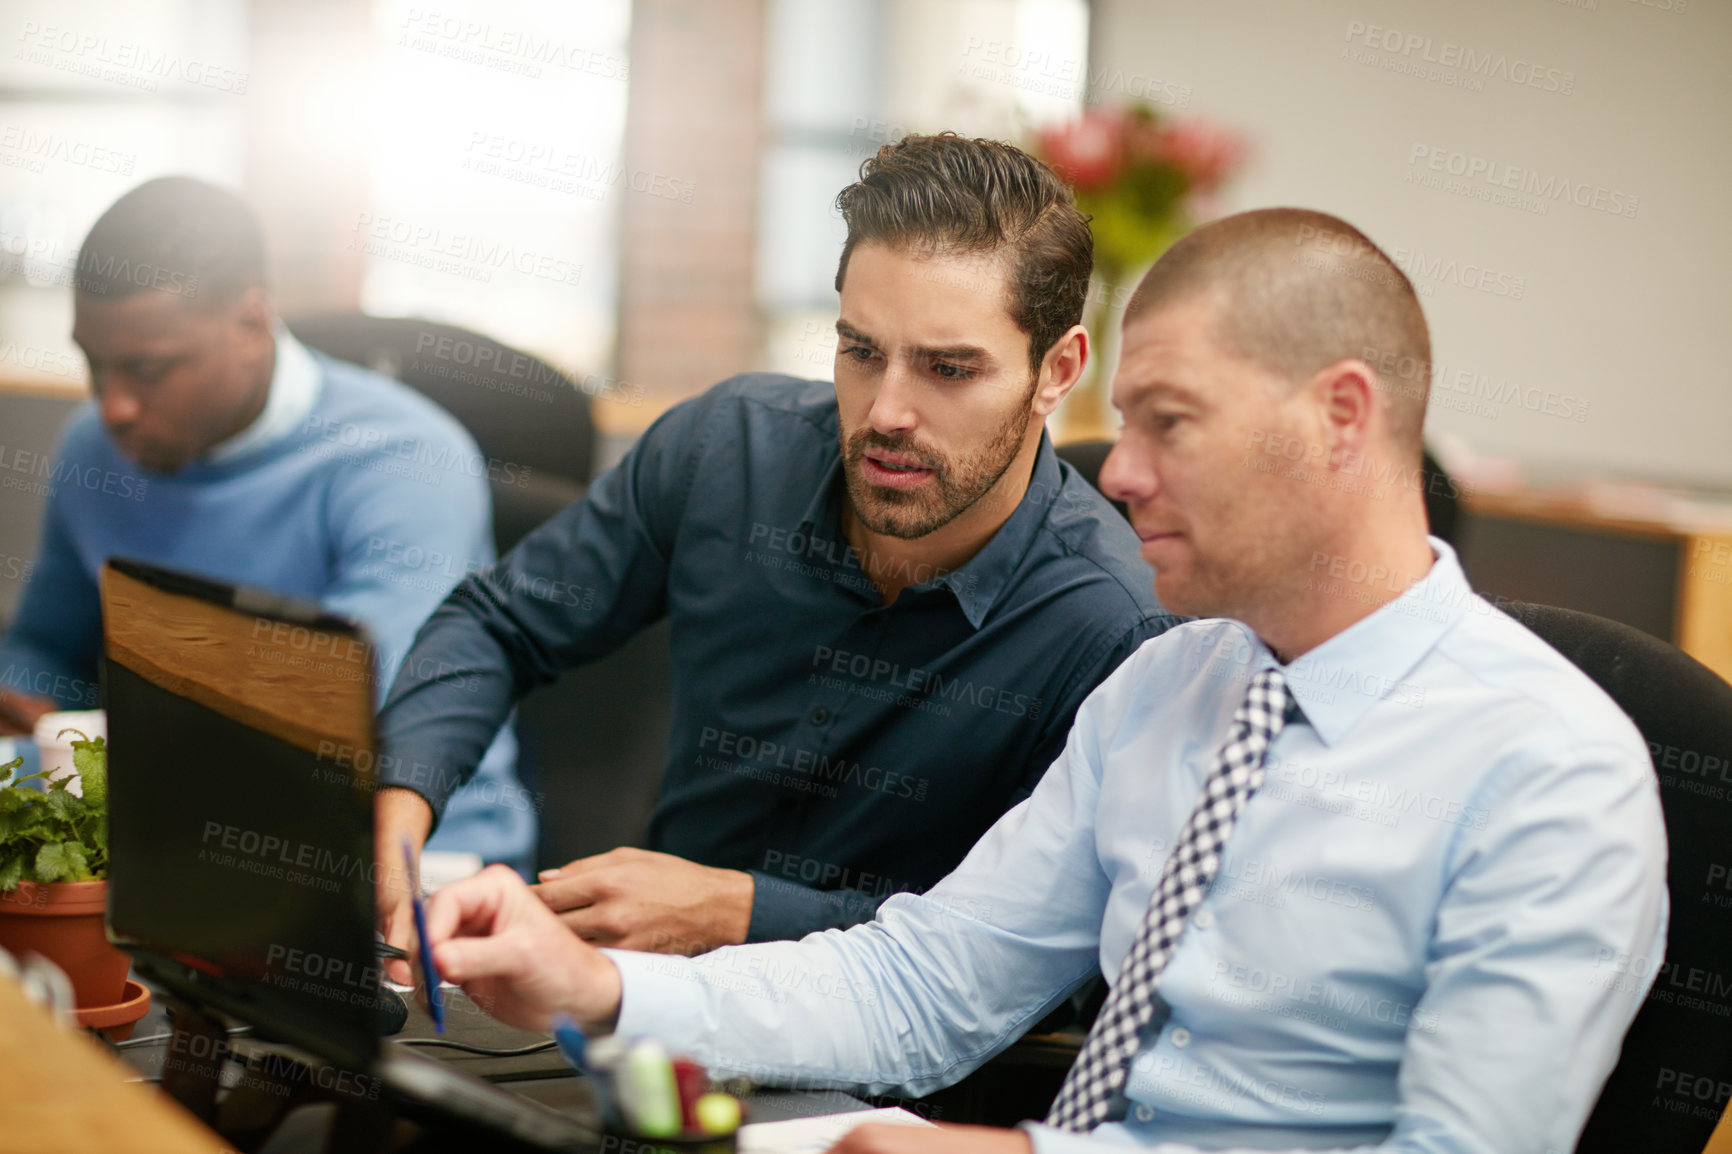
[126,360,172,384]
[840,345,877,363]
[1152,413,1184,433]
[930,362,975,381]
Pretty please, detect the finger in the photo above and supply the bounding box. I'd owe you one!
[423,868,516,946]
[530,872,601,913]
[381,899,415,985]
[432,931,536,987]
[560,905,625,947]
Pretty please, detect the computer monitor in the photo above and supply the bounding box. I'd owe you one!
[102,558,384,1071]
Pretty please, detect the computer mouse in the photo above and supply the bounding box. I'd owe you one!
[375,985,409,1035]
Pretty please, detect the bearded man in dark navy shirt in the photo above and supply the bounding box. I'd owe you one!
[375,134,1179,969]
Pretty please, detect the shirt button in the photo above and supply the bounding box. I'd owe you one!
[1169,1027,1191,1049]
[1193,909,1214,930]
[809,707,829,725]
[1134,1103,1155,1123]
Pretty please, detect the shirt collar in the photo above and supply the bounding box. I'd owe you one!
[1242,537,1474,747]
[798,430,1065,630]
[205,324,322,464]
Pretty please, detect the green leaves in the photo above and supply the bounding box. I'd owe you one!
[0,736,108,887]
[69,732,107,809]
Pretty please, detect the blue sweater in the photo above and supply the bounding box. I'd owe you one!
[0,351,535,868]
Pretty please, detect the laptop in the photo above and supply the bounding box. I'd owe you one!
[99,557,596,1150]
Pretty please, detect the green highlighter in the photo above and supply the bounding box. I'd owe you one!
[616,1037,682,1138]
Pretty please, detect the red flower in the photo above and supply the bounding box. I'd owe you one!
[1038,110,1126,194]
[1148,120,1248,194]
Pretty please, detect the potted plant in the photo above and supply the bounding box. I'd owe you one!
[1034,104,1248,439]
[0,729,141,1028]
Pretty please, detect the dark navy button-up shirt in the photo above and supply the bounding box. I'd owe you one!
[378,374,1180,941]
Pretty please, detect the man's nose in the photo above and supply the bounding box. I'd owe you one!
[1098,439,1154,504]
[98,378,141,428]
[867,363,919,434]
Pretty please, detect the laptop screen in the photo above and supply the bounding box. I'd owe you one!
[102,558,383,1071]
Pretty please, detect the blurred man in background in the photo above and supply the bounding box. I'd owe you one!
[0,177,534,874]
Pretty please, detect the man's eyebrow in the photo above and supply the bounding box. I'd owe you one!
[910,343,991,364]
[1121,379,1206,409]
[835,321,878,346]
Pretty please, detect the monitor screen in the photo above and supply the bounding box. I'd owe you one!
[102,560,382,1070]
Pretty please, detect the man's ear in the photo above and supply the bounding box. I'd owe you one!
[231,285,273,337]
[1307,357,1379,469]
[1031,324,1090,418]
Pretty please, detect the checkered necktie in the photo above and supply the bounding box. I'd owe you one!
[1046,667,1292,1133]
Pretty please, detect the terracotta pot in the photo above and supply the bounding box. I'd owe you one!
[0,880,130,1008]
[73,978,152,1042]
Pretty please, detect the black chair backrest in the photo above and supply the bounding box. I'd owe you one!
[1052,439,1462,547]
[287,313,594,554]
[1498,600,1732,1153]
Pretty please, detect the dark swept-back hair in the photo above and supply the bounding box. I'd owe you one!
[76,176,267,306]
[834,133,1093,379]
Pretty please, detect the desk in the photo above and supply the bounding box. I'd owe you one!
[110,978,870,1152]
[1458,486,1732,684]
[0,972,229,1154]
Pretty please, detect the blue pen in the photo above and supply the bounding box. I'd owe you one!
[403,836,445,1033]
[551,1013,588,1071]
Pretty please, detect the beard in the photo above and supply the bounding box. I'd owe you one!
[840,390,1035,541]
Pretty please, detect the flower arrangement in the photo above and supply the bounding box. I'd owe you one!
[1034,104,1247,435]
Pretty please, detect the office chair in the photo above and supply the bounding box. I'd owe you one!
[1496,601,1732,1154]
[285,313,593,554]
[1052,439,1462,545]
[286,313,668,873]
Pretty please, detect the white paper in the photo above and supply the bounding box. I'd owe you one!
[737,1106,937,1154]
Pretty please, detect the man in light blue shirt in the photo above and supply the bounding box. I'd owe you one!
[414,208,1668,1153]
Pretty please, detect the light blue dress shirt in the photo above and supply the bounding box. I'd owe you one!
[608,539,1668,1152]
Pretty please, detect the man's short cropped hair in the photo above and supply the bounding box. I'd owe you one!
[835,133,1093,380]
[75,176,267,306]
[1125,207,1432,454]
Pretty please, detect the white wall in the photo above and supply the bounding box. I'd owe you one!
[1091,0,1732,488]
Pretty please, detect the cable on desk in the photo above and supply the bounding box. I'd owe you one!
[111,1024,253,1050]
[395,1037,560,1058]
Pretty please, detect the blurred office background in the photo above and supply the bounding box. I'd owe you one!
[3,0,1730,676]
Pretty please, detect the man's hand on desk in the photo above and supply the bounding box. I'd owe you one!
[425,863,622,1035]
[826,1124,1032,1154]
[0,687,53,737]
[533,847,753,954]
[374,786,434,985]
